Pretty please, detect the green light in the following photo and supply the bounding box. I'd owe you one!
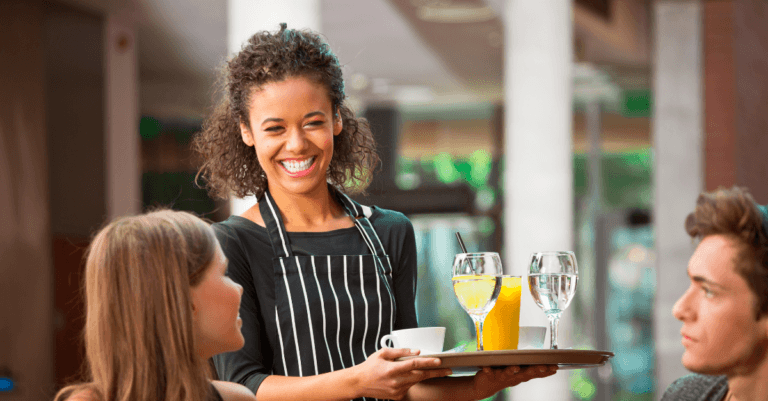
[140,116,161,140]
[570,369,597,400]
[623,89,652,117]
[468,149,492,188]
[434,153,460,184]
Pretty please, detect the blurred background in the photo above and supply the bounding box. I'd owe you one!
[1,0,767,400]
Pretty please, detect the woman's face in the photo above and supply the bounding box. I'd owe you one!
[190,246,244,359]
[239,76,343,199]
[673,234,768,376]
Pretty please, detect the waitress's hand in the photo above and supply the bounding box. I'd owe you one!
[350,347,452,400]
[472,364,558,400]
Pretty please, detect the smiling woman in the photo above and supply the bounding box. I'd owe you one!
[236,77,343,204]
[192,23,556,401]
[193,24,378,202]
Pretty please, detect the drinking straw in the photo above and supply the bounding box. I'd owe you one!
[455,232,468,253]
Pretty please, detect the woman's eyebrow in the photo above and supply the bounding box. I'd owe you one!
[260,111,324,125]
[304,111,325,119]
[261,117,283,125]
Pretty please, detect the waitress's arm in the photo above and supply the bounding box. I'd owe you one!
[253,348,451,401]
[405,365,558,401]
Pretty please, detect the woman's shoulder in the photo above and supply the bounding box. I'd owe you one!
[211,380,256,401]
[212,216,269,248]
[367,205,411,227]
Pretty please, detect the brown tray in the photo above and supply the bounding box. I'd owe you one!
[399,349,614,373]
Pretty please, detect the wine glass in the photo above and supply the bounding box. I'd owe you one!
[452,252,502,351]
[528,251,578,349]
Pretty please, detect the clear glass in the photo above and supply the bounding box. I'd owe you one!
[528,251,579,349]
[452,252,502,351]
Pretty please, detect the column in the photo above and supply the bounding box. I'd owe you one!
[652,0,704,394]
[105,4,140,218]
[228,0,321,216]
[504,1,573,400]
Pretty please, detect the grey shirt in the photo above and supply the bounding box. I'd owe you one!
[661,374,728,401]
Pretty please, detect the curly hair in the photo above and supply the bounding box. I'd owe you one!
[193,23,379,200]
[685,186,768,317]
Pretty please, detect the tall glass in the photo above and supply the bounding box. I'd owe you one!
[528,251,578,349]
[483,275,522,350]
[452,252,502,351]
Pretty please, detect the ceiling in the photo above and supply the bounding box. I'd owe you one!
[60,0,652,120]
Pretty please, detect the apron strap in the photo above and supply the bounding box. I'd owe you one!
[259,189,293,259]
[260,186,388,260]
[337,192,387,259]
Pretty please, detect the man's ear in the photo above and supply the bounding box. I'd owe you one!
[240,121,255,147]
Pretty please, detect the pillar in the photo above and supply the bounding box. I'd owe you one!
[105,5,140,218]
[652,0,704,394]
[504,0,573,399]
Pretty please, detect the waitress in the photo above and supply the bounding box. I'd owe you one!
[194,24,556,401]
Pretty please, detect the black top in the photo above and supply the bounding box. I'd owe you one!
[661,374,728,401]
[211,205,418,395]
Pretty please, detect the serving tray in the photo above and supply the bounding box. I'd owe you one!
[400,349,613,373]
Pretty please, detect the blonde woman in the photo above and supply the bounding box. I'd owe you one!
[55,210,255,401]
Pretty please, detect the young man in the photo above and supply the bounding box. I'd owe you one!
[662,187,768,401]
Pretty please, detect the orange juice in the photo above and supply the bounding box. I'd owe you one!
[483,276,522,350]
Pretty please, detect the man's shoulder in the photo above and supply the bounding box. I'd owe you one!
[661,374,728,401]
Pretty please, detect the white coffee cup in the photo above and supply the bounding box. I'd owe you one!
[380,327,446,354]
[518,326,547,349]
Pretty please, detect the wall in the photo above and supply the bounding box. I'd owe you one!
[0,1,55,399]
[44,2,106,389]
[703,0,768,201]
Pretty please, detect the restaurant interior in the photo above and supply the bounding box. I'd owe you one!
[1,0,767,400]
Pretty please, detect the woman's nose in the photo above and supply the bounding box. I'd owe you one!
[285,128,308,151]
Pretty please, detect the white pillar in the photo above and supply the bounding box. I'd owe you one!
[105,6,140,218]
[652,0,703,394]
[504,1,573,400]
[228,0,321,216]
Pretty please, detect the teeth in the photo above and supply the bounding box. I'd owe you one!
[281,157,314,173]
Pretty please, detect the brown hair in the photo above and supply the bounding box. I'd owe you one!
[54,210,218,401]
[193,23,379,200]
[685,186,768,317]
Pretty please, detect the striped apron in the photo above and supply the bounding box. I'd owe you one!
[259,189,397,400]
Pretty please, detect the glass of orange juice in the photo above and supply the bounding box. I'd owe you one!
[483,275,522,350]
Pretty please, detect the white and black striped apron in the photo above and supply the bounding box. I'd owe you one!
[259,189,397,400]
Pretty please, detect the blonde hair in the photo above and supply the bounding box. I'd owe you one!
[54,210,218,401]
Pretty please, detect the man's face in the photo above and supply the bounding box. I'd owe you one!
[673,234,768,376]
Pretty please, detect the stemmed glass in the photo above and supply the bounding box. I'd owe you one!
[452,252,502,351]
[528,251,579,349]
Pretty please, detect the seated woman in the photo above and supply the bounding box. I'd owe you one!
[54,210,255,401]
